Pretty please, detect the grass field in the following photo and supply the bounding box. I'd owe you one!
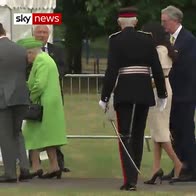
[63,94,173,179]
[0,94,195,195]
[0,188,193,196]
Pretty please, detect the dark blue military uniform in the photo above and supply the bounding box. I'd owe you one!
[101,27,167,187]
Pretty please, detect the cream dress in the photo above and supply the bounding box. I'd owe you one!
[147,45,172,142]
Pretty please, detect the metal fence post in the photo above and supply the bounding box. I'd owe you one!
[62,74,169,152]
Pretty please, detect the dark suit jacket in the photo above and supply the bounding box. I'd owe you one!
[169,27,196,103]
[101,27,167,107]
[0,37,30,109]
[47,43,67,78]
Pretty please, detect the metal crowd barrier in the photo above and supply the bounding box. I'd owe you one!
[63,74,168,95]
[64,74,152,152]
[63,74,104,94]
[67,135,151,152]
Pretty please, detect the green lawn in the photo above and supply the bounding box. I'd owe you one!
[62,94,173,179]
[0,188,190,196]
[0,94,190,195]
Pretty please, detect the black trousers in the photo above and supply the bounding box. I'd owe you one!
[57,77,65,168]
[59,77,64,105]
[115,103,149,185]
[170,99,196,170]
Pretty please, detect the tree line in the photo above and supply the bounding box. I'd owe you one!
[55,0,196,73]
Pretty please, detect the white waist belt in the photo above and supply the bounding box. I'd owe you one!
[119,66,150,75]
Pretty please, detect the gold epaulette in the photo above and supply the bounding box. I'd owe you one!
[109,31,121,39]
[137,30,152,36]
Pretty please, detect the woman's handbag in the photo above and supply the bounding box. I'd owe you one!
[24,102,43,122]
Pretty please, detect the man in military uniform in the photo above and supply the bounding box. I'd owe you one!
[99,7,167,191]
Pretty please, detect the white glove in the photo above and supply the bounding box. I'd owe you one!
[105,93,116,121]
[157,98,167,111]
[99,100,107,111]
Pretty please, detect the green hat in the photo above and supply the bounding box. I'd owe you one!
[16,37,42,49]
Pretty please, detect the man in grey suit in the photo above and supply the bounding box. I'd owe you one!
[0,23,31,182]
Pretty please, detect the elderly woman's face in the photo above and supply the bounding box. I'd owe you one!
[27,49,36,64]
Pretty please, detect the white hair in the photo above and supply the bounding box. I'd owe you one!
[32,25,51,34]
[161,5,183,22]
[118,17,137,27]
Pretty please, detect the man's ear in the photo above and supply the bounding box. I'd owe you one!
[117,18,121,27]
[134,18,138,27]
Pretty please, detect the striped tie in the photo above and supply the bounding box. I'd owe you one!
[170,35,175,45]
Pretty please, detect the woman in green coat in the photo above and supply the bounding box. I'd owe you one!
[17,37,67,179]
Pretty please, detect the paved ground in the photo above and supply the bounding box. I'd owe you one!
[0,177,196,192]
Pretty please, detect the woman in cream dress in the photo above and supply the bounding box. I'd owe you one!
[142,23,182,184]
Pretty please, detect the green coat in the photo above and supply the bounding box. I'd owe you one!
[23,52,67,150]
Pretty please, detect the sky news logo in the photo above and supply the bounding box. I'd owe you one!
[13,13,62,25]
